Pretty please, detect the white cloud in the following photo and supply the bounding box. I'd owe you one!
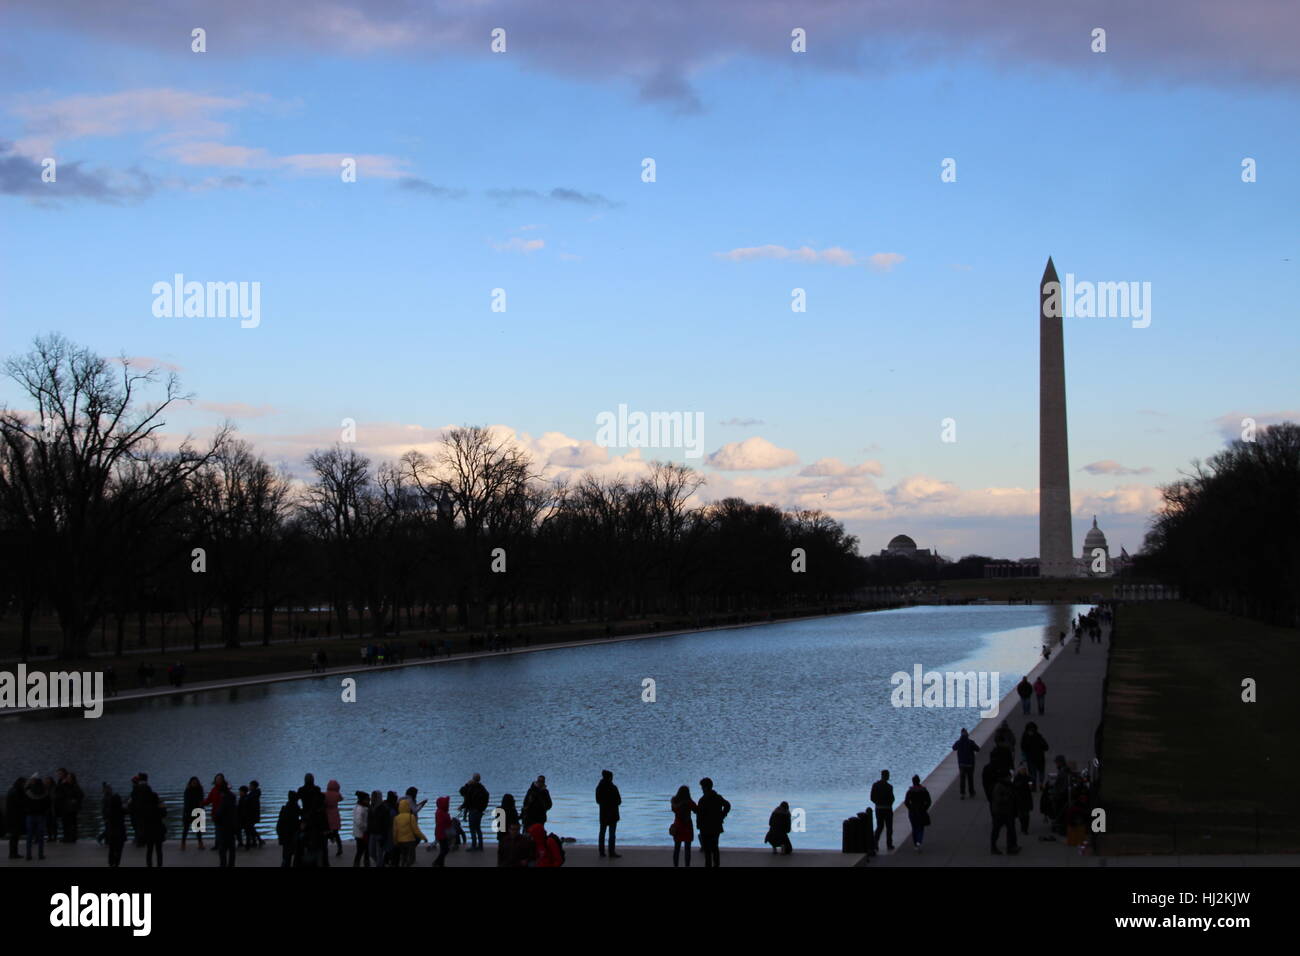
[706,436,799,471]
[868,252,905,272]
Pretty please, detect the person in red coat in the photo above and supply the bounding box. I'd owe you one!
[324,780,343,857]
[528,822,563,867]
[670,785,696,867]
[432,796,454,866]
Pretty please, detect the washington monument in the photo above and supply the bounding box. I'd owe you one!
[1039,257,1075,577]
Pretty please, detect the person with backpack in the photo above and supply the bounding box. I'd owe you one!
[670,785,696,867]
[869,770,895,852]
[595,769,621,859]
[765,801,793,855]
[952,728,981,799]
[904,775,932,852]
[458,773,490,852]
[276,792,300,868]
[528,822,563,867]
[990,770,1020,855]
[695,777,731,868]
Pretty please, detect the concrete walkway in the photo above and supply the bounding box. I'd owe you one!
[877,619,1108,866]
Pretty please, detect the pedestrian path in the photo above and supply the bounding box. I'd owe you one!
[879,621,1109,866]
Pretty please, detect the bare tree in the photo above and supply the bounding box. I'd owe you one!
[0,335,222,658]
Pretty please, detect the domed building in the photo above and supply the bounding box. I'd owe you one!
[880,534,935,561]
[1077,515,1124,577]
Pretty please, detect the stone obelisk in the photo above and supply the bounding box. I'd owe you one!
[1039,257,1074,577]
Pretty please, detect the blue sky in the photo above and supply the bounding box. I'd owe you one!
[2,1,1297,560]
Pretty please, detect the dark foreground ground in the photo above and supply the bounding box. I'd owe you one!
[1100,602,1299,854]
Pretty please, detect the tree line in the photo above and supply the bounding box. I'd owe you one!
[1140,422,1300,627]
[0,335,869,660]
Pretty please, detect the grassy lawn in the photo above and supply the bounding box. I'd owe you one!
[1101,601,1299,854]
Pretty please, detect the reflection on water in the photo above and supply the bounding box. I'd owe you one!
[3,604,1089,848]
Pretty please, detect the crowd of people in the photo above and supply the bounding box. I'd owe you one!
[2,767,785,867]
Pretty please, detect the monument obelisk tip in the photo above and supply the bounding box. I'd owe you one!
[1042,256,1058,284]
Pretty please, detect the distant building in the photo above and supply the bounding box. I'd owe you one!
[879,534,935,561]
[1077,515,1128,577]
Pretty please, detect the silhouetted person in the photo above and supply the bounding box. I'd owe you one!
[670,786,696,867]
[1013,766,1034,835]
[181,777,205,850]
[904,775,932,852]
[213,780,238,867]
[1016,676,1033,714]
[276,792,300,867]
[496,821,534,867]
[105,794,126,867]
[870,770,895,852]
[595,769,621,858]
[459,773,489,852]
[242,780,263,848]
[990,770,1020,855]
[352,791,371,867]
[953,728,980,799]
[496,793,519,843]
[765,801,793,854]
[695,777,731,867]
[53,768,83,843]
[367,790,391,867]
[1020,723,1050,787]
[129,776,166,867]
[23,776,49,860]
[522,775,552,830]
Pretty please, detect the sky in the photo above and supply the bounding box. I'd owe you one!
[2,0,1297,560]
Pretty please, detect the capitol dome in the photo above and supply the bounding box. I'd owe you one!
[1082,516,1107,555]
[887,534,917,551]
